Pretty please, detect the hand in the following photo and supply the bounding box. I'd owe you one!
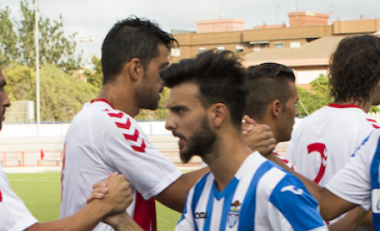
[88,172,133,216]
[87,172,118,204]
[242,115,276,155]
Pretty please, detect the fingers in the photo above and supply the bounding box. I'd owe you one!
[87,183,110,203]
[108,171,119,178]
[243,115,257,126]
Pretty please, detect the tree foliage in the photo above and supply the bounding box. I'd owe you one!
[0,0,80,72]
[0,5,18,67]
[3,64,97,121]
[297,74,380,116]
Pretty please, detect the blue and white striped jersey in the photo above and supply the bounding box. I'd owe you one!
[176,152,327,231]
[326,129,380,231]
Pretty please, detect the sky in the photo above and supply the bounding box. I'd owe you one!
[1,0,380,65]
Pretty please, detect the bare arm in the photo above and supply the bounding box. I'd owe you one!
[154,167,210,212]
[328,206,371,231]
[26,174,132,231]
[266,152,357,221]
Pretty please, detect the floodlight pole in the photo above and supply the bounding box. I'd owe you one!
[35,0,40,136]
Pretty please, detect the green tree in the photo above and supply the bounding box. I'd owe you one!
[17,0,80,72]
[3,64,98,121]
[0,5,18,67]
[296,74,330,116]
[83,55,103,91]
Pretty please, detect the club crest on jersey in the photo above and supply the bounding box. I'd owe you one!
[227,200,241,228]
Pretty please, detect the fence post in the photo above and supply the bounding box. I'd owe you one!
[21,152,25,166]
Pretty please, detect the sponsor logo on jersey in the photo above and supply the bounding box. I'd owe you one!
[195,212,207,219]
[227,200,241,228]
[281,185,304,195]
[372,189,380,213]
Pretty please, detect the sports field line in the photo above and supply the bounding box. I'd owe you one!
[9,177,60,182]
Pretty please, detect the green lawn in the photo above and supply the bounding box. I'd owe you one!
[8,172,182,230]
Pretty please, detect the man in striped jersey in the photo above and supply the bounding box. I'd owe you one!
[160,49,327,231]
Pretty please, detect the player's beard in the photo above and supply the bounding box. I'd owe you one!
[179,116,217,163]
[135,74,161,110]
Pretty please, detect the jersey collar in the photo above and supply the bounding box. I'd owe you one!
[91,98,115,109]
[327,103,362,110]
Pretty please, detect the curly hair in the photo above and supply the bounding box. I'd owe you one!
[330,35,380,104]
[160,49,248,129]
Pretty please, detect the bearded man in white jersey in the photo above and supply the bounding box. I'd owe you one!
[284,35,380,229]
[0,67,137,231]
[159,50,327,231]
[60,17,274,231]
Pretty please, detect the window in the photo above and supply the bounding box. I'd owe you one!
[290,42,301,48]
[275,43,285,49]
[217,46,225,51]
[253,44,261,52]
[171,48,180,57]
[199,47,206,53]
[236,45,244,53]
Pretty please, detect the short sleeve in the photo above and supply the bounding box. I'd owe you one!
[326,133,375,210]
[269,174,327,231]
[175,188,195,231]
[0,167,38,231]
[99,110,182,200]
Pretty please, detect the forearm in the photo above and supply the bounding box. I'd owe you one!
[111,212,144,231]
[155,166,210,212]
[27,200,108,231]
[328,206,370,231]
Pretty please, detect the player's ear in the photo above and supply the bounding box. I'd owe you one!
[271,99,282,118]
[128,58,144,81]
[209,103,227,129]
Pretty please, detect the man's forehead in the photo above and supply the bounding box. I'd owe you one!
[167,82,200,106]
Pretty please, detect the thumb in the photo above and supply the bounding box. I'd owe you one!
[243,115,257,126]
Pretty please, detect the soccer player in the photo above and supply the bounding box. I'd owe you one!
[243,63,371,231]
[60,17,274,231]
[243,63,299,170]
[161,50,327,230]
[284,35,380,229]
[0,67,134,231]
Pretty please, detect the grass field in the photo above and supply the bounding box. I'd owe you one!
[7,172,181,230]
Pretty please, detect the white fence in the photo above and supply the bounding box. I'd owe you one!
[1,112,380,138]
[0,121,171,137]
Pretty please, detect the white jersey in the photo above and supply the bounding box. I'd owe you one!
[0,164,38,231]
[176,152,327,231]
[326,129,380,230]
[60,99,182,231]
[286,103,379,187]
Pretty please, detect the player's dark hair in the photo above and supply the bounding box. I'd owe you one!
[101,16,177,84]
[330,35,380,104]
[245,63,295,121]
[161,49,248,129]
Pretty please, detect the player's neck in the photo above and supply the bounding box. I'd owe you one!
[256,118,280,144]
[206,131,252,193]
[97,83,140,117]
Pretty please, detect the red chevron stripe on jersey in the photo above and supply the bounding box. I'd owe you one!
[124,129,139,142]
[132,140,146,152]
[108,112,124,118]
[365,118,380,129]
[116,119,132,130]
[0,189,2,202]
